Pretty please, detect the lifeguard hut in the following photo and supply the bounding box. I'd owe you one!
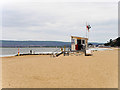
[71,36,88,51]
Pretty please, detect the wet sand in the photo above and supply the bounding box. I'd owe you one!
[1,48,118,88]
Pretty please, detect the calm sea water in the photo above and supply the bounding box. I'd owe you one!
[0,47,113,57]
[0,47,61,57]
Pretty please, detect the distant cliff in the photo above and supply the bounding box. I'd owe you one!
[104,37,120,47]
[0,40,71,47]
[0,40,105,48]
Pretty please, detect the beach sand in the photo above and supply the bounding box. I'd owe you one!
[1,48,118,88]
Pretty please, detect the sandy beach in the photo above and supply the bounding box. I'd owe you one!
[1,48,118,88]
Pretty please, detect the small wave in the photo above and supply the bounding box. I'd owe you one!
[0,54,16,57]
[89,48,113,51]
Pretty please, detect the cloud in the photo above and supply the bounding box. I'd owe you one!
[2,2,118,43]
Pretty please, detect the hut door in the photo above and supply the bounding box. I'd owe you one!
[77,40,82,50]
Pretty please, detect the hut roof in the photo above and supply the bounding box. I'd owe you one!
[71,36,88,40]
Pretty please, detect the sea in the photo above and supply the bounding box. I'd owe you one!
[0,47,113,57]
[0,47,61,57]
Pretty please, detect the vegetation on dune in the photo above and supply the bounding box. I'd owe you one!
[104,37,120,47]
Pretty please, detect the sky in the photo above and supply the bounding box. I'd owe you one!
[1,0,119,43]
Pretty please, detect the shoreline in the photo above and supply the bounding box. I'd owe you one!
[0,47,117,58]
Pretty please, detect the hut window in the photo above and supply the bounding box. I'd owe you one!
[77,40,81,44]
[82,40,85,44]
[71,39,75,44]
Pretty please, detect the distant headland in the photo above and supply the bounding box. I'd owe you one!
[0,40,104,48]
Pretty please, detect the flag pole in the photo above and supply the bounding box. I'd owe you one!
[86,22,88,50]
[88,29,89,42]
[87,24,89,50]
[86,23,91,50]
[86,22,87,38]
[88,24,89,40]
[88,25,91,41]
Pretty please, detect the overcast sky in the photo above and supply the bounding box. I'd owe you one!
[1,0,118,43]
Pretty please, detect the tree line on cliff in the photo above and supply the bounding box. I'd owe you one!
[104,37,120,47]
